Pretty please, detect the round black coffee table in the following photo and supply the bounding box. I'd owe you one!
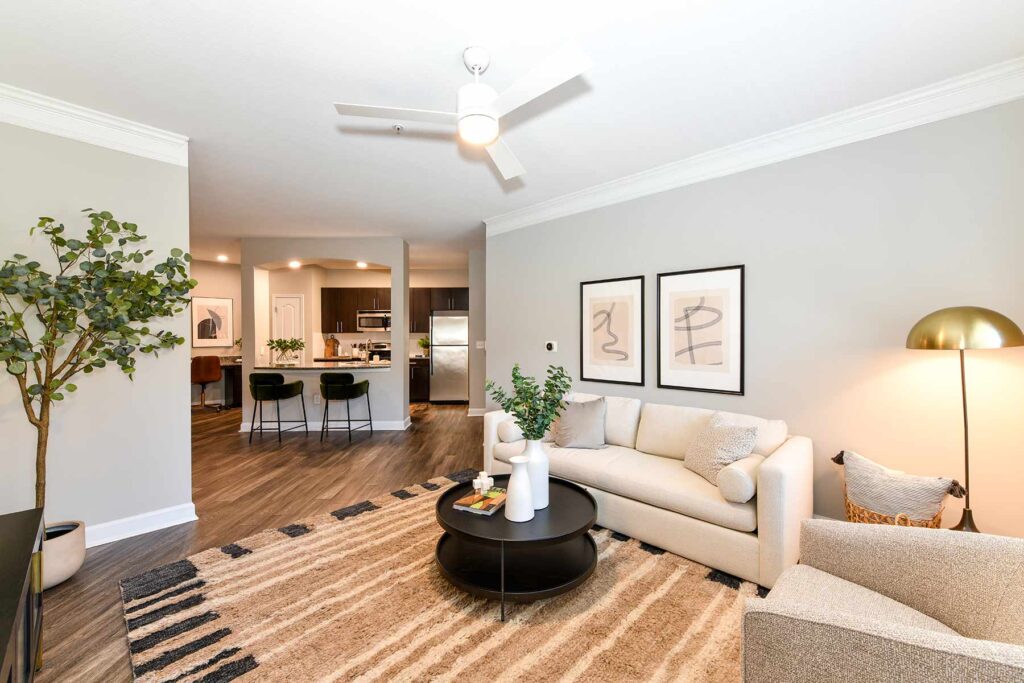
[435,474,597,621]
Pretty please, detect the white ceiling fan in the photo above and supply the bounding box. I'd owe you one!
[334,44,591,180]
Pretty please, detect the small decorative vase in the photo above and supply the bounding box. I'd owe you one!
[524,439,549,510]
[505,456,534,522]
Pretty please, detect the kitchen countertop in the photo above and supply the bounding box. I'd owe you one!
[254,361,391,371]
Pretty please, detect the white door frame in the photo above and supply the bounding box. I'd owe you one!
[272,293,305,341]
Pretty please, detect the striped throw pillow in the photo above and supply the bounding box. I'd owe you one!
[833,450,965,521]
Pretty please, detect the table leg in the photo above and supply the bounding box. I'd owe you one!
[500,540,505,622]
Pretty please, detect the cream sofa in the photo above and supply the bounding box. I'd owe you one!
[483,393,814,588]
[744,519,1024,681]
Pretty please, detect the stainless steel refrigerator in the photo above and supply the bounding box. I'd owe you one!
[430,311,469,402]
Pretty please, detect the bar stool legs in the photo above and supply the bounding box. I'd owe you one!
[248,396,307,443]
[320,387,372,442]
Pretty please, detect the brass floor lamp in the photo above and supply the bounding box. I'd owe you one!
[906,306,1024,532]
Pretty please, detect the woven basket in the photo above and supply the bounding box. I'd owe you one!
[843,492,943,528]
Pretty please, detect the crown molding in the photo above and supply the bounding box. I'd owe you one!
[485,56,1024,237]
[0,82,189,167]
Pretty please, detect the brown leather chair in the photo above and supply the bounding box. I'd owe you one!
[191,356,223,411]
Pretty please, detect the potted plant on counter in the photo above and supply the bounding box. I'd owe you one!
[418,336,430,357]
[485,364,572,511]
[267,337,305,365]
[1,210,195,588]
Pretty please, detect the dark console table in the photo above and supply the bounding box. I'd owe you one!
[0,509,43,682]
[435,475,597,621]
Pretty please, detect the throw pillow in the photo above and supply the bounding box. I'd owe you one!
[554,397,607,449]
[684,412,758,485]
[497,421,524,443]
[717,453,765,503]
[833,450,965,521]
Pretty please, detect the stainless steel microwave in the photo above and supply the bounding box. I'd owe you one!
[356,310,391,332]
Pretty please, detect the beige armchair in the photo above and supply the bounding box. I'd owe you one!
[743,519,1024,682]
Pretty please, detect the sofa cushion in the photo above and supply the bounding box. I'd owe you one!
[766,564,958,636]
[555,398,607,449]
[497,421,524,443]
[717,453,765,504]
[599,450,757,532]
[685,412,758,484]
[635,403,788,459]
[492,441,628,491]
[568,392,643,448]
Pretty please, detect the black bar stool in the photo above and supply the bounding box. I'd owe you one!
[249,373,307,443]
[320,373,373,442]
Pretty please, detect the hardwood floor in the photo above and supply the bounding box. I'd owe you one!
[37,403,482,682]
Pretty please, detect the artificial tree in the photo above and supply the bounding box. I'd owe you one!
[485,364,572,439]
[0,210,195,509]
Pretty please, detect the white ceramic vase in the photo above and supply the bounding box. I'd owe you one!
[504,455,534,522]
[523,439,549,510]
[42,520,86,590]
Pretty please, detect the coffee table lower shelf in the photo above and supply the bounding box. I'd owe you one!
[435,531,597,620]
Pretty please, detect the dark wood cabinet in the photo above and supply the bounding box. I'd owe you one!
[430,287,469,312]
[410,358,430,402]
[0,509,43,683]
[409,288,431,334]
[321,286,464,334]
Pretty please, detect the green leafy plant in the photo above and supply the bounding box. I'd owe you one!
[417,336,430,351]
[1,210,196,508]
[267,338,305,353]
[485,364,572,440]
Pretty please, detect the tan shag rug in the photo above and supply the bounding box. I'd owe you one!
[120,470,757,682]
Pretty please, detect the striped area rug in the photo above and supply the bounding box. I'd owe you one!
[120,470,759,682]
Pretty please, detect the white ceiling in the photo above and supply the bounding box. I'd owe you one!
[2,1,1023,267]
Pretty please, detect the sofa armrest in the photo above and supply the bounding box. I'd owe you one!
[743,597,1024,682]
[798,519,1024,643]
[756,435,813,588]
[483,410,513,472]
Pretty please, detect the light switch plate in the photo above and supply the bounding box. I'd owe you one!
[475,340,486,350]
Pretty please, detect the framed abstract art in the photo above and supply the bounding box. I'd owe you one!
[192,296,234,348]
[657,265,744,394]
[580,275,644,386]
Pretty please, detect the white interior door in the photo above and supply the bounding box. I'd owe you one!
[272,294,304,342]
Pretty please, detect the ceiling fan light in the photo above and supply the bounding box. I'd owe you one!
[458,114,499,145]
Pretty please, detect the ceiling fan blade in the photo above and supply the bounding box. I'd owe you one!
[491,44,592,118]
[334,103,457,125]
[485,137,526,180]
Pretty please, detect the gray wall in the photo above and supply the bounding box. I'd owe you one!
[469,247,486,412]
[487,99,1024,536]
[0,122,192,528]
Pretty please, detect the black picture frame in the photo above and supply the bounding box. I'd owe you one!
[656,265,744,395]
[579,275,645,386]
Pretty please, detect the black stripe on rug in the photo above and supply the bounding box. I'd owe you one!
[278,523,310,537]
[611,531,631,542]
[127,594,205,631]
[640,542,666,555]
[132,627,231,677]
[164,647,241,683]
[129,611,220,655]
[445,468,476,483]
[124,580,206,614]
[121,560,199,603]
[419,482,440,491]
[196,654,259,682]
[391,489,416,500]
[220,543,252,559]
[331,500,379,520]
[706,569,742,590]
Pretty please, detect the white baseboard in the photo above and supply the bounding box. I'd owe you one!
[85,503,197,548]
[239,417,411,432]
[467,408,487,417]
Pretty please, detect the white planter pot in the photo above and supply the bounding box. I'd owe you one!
[504,456,534,522]
[42,520,86,590]
[524,439,549,510]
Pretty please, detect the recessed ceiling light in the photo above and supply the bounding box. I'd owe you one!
[216,254,228,263]
[288,260,301,269]
[356,261,368,269]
